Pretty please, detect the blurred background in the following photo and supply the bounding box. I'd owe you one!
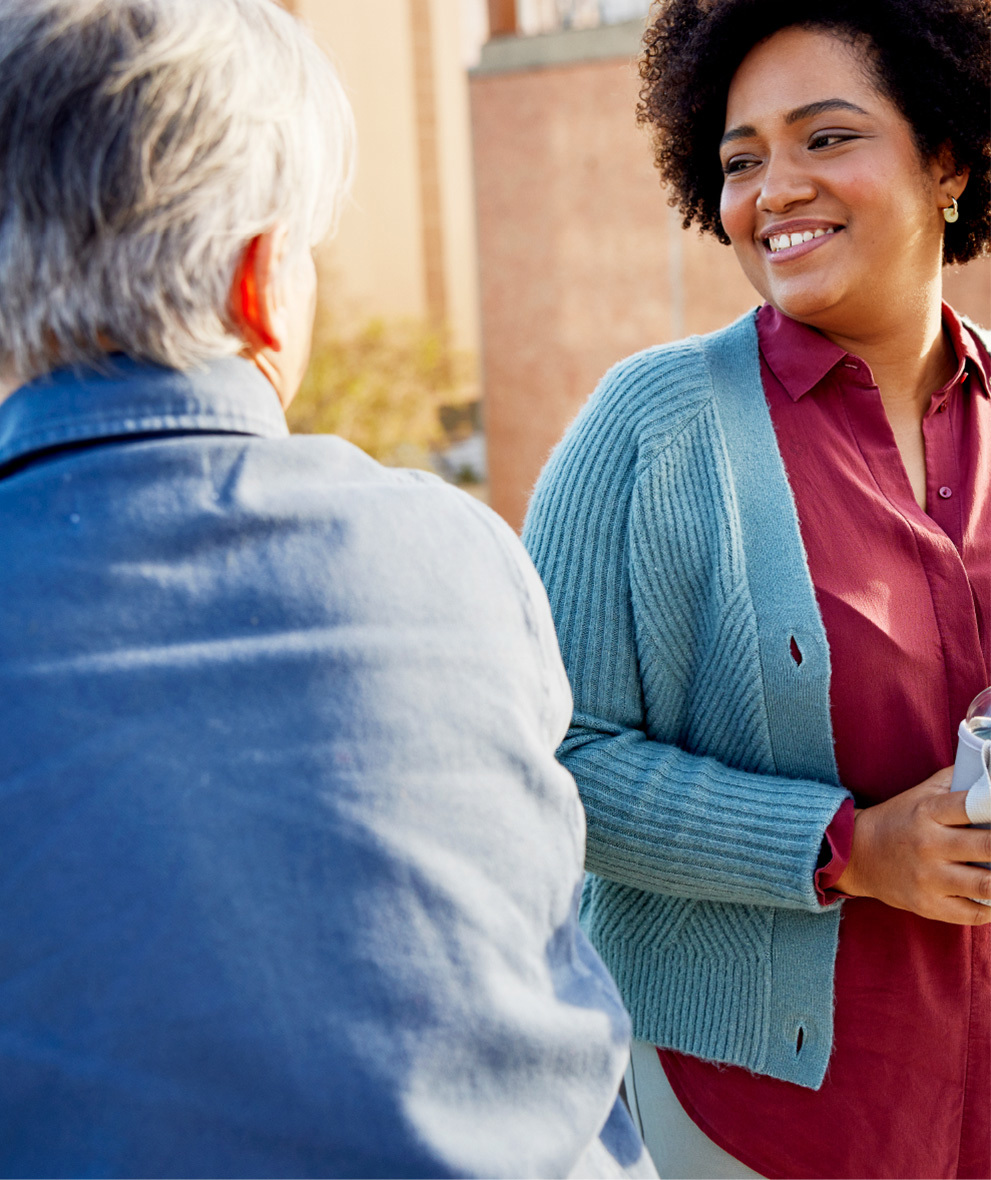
[285,0,991,532]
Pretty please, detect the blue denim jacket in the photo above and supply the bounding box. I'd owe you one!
[0,358,652,1179]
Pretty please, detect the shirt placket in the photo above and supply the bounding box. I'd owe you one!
[925,384,964,549]
[837,362,985,730]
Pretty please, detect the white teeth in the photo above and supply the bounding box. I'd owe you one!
[767,227,836,253]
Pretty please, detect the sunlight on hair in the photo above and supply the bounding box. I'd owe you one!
[0,0,355,381]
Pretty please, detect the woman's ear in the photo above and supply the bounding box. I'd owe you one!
[931,143,970,205]
[229,227,291,352]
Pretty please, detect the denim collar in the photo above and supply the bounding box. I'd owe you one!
[0,355,288,471]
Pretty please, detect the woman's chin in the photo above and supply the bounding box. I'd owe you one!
[764,287,848,331]
[740,261,847,329]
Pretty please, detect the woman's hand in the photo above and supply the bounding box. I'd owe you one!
[835,767,991,924]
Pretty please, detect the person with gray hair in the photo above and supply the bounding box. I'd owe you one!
[0,3,655,1177]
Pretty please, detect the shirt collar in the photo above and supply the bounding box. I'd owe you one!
[757,302,991,402]
[0,355,289,471]
[942,301,991,399]
[756,304,849,401]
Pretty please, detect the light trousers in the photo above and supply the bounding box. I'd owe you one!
[624,1041,765,1180]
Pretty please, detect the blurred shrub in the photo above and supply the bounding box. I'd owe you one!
[287,310,477,470]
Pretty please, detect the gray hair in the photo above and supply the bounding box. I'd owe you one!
[0,0,355,381]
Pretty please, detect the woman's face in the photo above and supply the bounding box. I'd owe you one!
[718,26,951,340]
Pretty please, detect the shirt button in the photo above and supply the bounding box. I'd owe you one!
[936,402,948,413]
[938,486,953,499]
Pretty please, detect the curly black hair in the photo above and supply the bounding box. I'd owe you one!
[638,0,991,264]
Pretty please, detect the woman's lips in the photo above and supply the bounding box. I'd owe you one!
[763,226,843,262]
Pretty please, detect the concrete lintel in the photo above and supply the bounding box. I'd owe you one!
[472,20,644,75]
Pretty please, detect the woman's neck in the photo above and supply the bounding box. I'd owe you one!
[812,285,954,512]
[816,286,953,420]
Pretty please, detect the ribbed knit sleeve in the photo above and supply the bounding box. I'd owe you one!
[524,338,849,913]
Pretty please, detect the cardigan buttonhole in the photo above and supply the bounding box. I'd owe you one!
[790,636,803,666]
[795,1025,805,1054]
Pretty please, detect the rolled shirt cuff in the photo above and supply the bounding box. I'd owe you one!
[814,797,856,903]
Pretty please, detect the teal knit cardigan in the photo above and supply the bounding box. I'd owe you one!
[523,311,854,1090]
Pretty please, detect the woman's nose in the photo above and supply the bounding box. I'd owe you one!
[757,157,818,212]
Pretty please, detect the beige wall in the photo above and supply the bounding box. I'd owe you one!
[472,38,761,530]
[471,25,991,530]
[431,0,483,346]
[297,0,481,354]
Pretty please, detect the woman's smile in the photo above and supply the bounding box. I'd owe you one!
[762,223,841,260]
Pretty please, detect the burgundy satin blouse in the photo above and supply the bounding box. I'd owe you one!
[658,303,991,1180]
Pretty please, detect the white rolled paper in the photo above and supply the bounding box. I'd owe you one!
[952,721,991,899]
[964,744,991,825]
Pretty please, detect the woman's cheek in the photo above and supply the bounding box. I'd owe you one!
[719,184,752,249]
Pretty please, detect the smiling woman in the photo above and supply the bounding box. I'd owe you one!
[522,1,991,1178]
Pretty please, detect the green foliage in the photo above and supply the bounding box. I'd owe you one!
[287,311,476,469]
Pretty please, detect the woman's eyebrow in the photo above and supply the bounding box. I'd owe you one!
[784,98,870,123]
[720,124,757,147]
[721,98,871,147]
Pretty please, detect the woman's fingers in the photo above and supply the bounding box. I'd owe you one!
[924,778,981,826]
[937,862,991,923]
[931,895,991,925]
[928,817,991,864]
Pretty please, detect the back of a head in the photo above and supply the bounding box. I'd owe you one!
[0,0,355,385]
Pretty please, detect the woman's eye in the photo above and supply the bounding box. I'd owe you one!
[722,156,759,175]
[809,132,855,150]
